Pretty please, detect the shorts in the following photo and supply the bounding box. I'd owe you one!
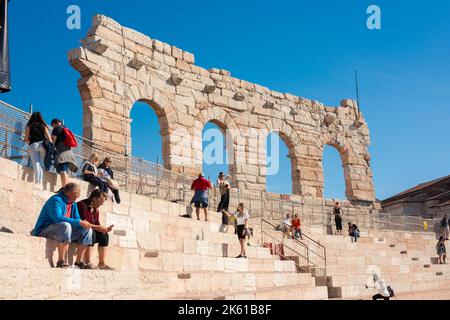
[90,230,109,247]
[194,201,208,208]
[56,162,70,173]
[237,225,246,240]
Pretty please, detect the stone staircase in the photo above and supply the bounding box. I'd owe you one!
[0,156,449,300]
[0,157,328,300]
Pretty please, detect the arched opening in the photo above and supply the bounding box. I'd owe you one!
[322,145,346,199]
[266,131,293,194]
[130,101,163,165]
[202,121,230,182]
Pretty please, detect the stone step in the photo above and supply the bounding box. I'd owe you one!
[0,266,317,300]
[171,283,329,300]
[0,232,298,274]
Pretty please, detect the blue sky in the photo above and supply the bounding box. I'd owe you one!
[2,0,449,200]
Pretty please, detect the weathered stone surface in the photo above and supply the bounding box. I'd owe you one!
[70,15,376,202]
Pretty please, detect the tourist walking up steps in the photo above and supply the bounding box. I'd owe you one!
[440,215,449,240]
[222,203,250,258]
[77,189,114,270]
[366,272,393,300]
[190,173,212,221]
[334,201,344,235]
[437,236,447,264]
[216,172,231,232]
[98,157,121,204]
[24,112,52,186]
[51,119,78,188]
[32,183,93,269]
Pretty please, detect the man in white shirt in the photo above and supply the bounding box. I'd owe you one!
[282,214,292,237]
[366,272,391,300]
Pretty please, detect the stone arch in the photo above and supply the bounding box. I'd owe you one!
[125,85,179,169]
[193,106,241,185]
[318,133,356,200]
[263,119,302,195]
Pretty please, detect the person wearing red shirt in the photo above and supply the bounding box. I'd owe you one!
[77,189,114,270]
[292,214,302,240]
[190,173,212,221]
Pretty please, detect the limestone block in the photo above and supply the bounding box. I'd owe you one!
[171,46,183,59]
[171,73,183,85]
[183,51,195,64]
[127,54,146,70]
[161,252,183,272]
[233,92,245,101]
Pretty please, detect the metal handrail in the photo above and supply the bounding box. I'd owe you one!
[261,219,326,270]
[260,224,311,270]
[0,99,442,234]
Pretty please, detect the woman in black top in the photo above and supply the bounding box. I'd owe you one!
[24,112,51,186]
[81,153,109,193]
[334,201,343,235]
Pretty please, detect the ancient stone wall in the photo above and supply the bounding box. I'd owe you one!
[69,15,375,202]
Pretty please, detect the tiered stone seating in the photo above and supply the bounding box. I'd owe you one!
[1,156,448,300]
[0,157,327,300]
[290,225,450,299]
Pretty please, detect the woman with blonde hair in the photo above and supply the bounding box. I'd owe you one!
[81,153,109,193]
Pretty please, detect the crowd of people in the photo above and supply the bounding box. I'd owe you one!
[24,112,121,203]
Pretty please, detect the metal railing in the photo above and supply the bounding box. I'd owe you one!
[260,219,326,270]
[0,99,440,234]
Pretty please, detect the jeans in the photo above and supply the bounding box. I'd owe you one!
[84,175,110,193]
[29,141,46,184]
[38,222,92,246]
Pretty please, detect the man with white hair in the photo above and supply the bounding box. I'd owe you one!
[366,272,392,300]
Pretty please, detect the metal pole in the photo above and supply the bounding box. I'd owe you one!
[29,103,33,114]
[354,70,361,118]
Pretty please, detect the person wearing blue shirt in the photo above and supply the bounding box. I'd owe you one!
[32,182,93,269]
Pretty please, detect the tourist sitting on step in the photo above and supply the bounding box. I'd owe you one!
[77,189,114,270]
[221,203,250,258]
[365,272,392,300]
[292,214,303,240]
[190,173,212,221]
[81,153,111,196]
[281,213,292,238]
[24,112,52,187]
[51,119,78,188]
[98,157,121,204]
[32,183,93,269]
[333,201,344,235]
[436,236,447,264]
[348,222,360,242]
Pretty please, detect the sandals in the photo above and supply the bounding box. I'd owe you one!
[74,262,93,269]
[56,260,69,268]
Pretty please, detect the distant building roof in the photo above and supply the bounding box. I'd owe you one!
[381,175,450,208]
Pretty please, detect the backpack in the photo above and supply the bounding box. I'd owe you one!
[387,285,395,298]
[62,127,78,148]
